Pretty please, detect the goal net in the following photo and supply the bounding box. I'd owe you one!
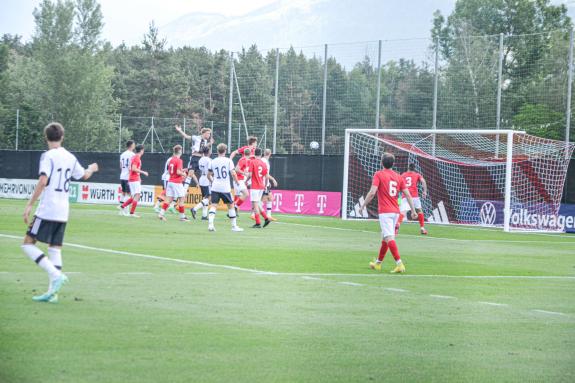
[343,129,575,232]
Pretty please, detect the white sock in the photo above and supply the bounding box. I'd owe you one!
[48,247,62,290]
[202,206,208,218]
[193,201,203,211]
[208,207,216,225]
[22,244,61,280]
[183,177,192,190]
[266,201,272,216]
[228,208,237,227]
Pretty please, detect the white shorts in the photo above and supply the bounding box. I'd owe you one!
[166,182,186,199]
[400,197,422,212]
[234,180,248,195]
[379,213,399,238]
[250,189,264,203]
[128,181,141,196]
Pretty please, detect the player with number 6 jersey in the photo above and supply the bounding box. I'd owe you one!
[360,153,416,274]
[22,122,98,303]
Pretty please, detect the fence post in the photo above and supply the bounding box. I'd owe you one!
[118,114,122,153]
[321,44,328,155]
[273,48,280,154]
[495,33,504,158]
[375,40,382,130]
[182,117,186,154]
[432,37,439,156]
[151,117,154,153]
[566,29,574,150]
[227,52,234,151]
[15,109,19,150]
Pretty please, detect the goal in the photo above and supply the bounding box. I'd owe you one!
[342,129,575,232]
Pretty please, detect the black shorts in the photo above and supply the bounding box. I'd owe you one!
[263,184,271,196]
[120,180,130,193]
[211,191,233,205]
[188,155,201,172]
[200,185,211,198]
[26,216,67,246]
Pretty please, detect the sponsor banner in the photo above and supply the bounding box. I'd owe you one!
[238,189,341,217]
[0,178,37,199]
[75,182,155,206]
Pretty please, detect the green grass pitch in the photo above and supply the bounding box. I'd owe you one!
[1,198,574,382]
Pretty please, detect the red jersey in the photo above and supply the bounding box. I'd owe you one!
[238,145,255,158]
[168,156,184,183]
[128,155,142,182]
[248,158,268,190]
[401,171,422,198]
[236,156,250,181]
[372,169,406,214]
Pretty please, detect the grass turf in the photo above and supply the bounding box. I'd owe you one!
[0,198,574,382]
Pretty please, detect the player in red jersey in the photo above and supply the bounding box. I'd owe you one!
[120,144,148,218]
[230,136,257,160]
[245,148,271,228]
[397,163,428,235]
[233,148,251,209]
[158,145,193,222]
[360,153,417,273]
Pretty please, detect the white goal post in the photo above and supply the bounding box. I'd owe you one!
[342,129,575,232]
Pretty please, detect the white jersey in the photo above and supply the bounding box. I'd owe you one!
[262,157,271,187]
[198,156,212,187]
[191,135,210,153]
[161,157,171,181]
[209,156,235,193]
[36,147,86,222]
[120,150,135,180]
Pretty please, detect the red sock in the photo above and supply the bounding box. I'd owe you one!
[378,241,388,262]
[255,213,261,225]
[260,209,268,220]
[121,198,133,208]
[388,240,401,262]
[178,205,185,214]
[130,200,138,214]
[162,202,169,211]
[236,198,244,207]
[418,212,425,227]
[233,195,239,204]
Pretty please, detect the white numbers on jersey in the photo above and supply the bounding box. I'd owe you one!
[169,163,175,175]
[257,166,263,178]
[405,176,412,187]
[53,168,72,192]
[389,181,398,197]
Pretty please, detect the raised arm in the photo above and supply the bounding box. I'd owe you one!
[175,125,191,140]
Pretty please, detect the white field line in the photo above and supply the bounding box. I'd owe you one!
[338,281,364,287]
[532,309,567,316]
[1,233,574,280]
[117,272,153,275]
[300,276,323,281]
[384,287,408,293]
[478,301,509,307]
[429,294,456,299]
[276,221,575,244]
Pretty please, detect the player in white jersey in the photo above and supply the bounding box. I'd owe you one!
[22,122,98,303]
[260,149,278,220]
[191,146,212,220]
[175,124,213,192]
[119,140,135,208]
[207,143,243,232]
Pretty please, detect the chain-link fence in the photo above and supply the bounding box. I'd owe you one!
[2,31,574,154]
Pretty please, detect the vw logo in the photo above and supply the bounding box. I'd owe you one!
[479,202,497,225]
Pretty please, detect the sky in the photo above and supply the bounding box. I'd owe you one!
[1,0,574,48]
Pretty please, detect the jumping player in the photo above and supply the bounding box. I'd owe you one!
[22,122,98,302]
[158,145,189,221]
[191,146,212,220]
[207,143,243,232]
[233,147,251,210]
[120,144,148,218]
[360,153,417,273]
[230,136,257,160]
[246,148,271,228]
[397,163,428,235]
[175,124,213,193]
[119,140,135,210]
[261,148,278,221]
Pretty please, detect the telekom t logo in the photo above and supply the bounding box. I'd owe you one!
[273,193,282,211]
[316,194,327,214]
[295,194,305,212]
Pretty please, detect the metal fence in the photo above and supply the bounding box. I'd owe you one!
[1,30,574,154]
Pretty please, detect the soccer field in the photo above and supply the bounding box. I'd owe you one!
[1,199,574,383]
